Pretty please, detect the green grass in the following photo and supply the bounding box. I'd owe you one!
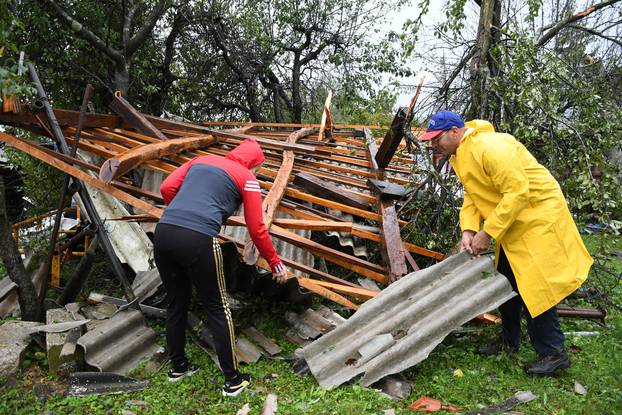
[1,234,621,414]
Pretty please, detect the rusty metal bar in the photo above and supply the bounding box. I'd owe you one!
[557,306,606,322]
[45,83,94,295]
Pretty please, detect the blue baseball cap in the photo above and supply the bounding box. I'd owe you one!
[419,111,465,141]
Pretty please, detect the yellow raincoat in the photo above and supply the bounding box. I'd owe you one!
[450,120,593,317]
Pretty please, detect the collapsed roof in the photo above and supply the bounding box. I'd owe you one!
[0,73,444,311]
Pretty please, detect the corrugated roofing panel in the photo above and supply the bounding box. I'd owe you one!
[301,252,516,389]
[77,310,162,375]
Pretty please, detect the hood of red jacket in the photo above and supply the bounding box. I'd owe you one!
[225,138,265,169]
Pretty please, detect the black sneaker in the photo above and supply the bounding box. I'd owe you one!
[524,352,570,376]
[477,338,519,356]
[222,373,252,397]
[167,362,199,382]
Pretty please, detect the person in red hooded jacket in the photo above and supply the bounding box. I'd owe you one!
[154,139,287,396]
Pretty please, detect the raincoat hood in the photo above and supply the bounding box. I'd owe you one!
[465,119,495,133]
[225,139,265,169]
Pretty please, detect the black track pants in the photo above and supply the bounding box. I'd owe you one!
[497,246,565,356]
[153,223,238,380]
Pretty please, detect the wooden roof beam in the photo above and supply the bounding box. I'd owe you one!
[375,107,408,169]
[98,134,219,183]
[109,94,168,141]
[292,172,371,211]
[0,132,163,219]
[243,127,315,264]
[365,128,409,282]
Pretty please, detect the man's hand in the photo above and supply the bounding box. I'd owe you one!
[460,230,476,253]
[471,230,491,256]
[272,268,288,284]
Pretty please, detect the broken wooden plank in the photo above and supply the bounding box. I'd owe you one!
[261,127,315,228]
[293,172,370,210]
[242,327,282,356]
[365,128,408,282]
[243,127,314,265]
[304,280,379,300]
[375,107,408,168]
[317,90,333,141]
[99,134,218,182]
[0,132,164,219]
[109,94,168,140]
[228,216,352,232]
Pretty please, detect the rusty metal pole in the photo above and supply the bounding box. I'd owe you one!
[45,84,93,291]
[28,64,137,305]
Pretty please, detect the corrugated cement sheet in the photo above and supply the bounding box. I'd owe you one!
[77,309,162,375]
[301,251,516,389]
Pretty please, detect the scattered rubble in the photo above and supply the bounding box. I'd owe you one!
[0,320,40,379]
[462,391,537,415]
[261,393,278,415]
[67,372,149,396]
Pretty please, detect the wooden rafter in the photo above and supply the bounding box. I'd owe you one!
[0,132,163,218]
[99,134,219,182]
[364,128,409,282]
[292,172,371,210]
[243,127,314,265]
[110,93,169,140]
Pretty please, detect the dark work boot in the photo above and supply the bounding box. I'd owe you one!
[524,351,570,376]
[477,338,519,356]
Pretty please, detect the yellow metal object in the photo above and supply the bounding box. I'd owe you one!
[51,254,61,287]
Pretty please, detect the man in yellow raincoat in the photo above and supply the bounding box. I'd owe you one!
[420,111,593,376]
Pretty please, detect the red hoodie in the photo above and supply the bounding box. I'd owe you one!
[159,139,284,274]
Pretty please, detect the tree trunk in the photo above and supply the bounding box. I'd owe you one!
[0,175,40,321]
[291,58,303,123]
[466,0,498,120]
[58,234,100,306]
[114,62,130,97]
[245,83,263,122]
[273,87,284,122]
